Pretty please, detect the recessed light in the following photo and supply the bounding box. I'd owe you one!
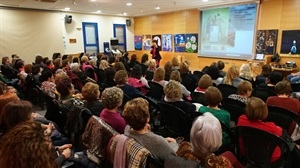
[64,7,70,11]
[155,6,160,10]
[122,12,127,16]
[126,3,132,6]
[202,0,208,2]
[96,10,101,13]
[90,0,96,2]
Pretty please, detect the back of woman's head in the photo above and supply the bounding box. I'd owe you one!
[206,65,220,80]
[101,87,123,109]
[0,100,33,133]
[153,67,165,81]
[261,64,272,77]
[224,65,239,85]
[164,61,172,75]
[104,67,116,81]
[0,94,19,115]
[205,86,222,107]
[141,54,149,64]
[0,121,57,168]
[55,75,72,98]
[122,98,149,130]
[164,80,182,101]
[198,74,212,89]
[190,113,222,159]
[130,64,142,79]
[114,62,126,71]
[170,70,182,82]
[245,97,268,120]
[179,62,189,74]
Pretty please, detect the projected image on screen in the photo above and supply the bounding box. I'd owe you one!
[280,30,300,55]
[199,3,257,60]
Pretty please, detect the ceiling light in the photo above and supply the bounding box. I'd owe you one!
[90,0,96,2]
[64,7,70,11]
[155,6,160,10]
[122,12,127,16]
[126,3,132,6]
[96,10,101,13]
[202,0,208,2]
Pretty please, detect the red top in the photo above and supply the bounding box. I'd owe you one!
[100,109,126,134]
[237,114,282,162]
[266,96,300,115]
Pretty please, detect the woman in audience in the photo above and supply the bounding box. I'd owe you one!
[171,56,180,71]
[53,58,62,72]
[152,67,168,87]
[257,71,283,93]
[99,60,109,70]
[1,56,18,79]
[40,70,56,99]
[194,74,213,93]
[114,61,126,72]
[100,87,126,133]
[217,61,226,77]
[145,59,157,80]
[237,97,291,163]
[228,80,252,104]
[115,70,143,98]
[0,93,19,116]
[206,65,223,86]
[123,98,178,161]
[102,67,117,89]
[44,60,55,74]
[239,63,253,82]
[82,82,104,116]
[170,70,190,97]
[164,61,173,81]
[127,64,149,90]
[222,65,242,87]
[140,53,149,75]
[0,121,59,168]
[176,113,243,168]
[128,54,139,70]
[255,64,272,86]
[179,61,198,85]
[198,86,231,145]
[164,80,196,115]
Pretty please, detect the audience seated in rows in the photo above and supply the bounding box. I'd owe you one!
[222,65,242,87]
[194,74,213,93]
[217,61,226,77]
[255,64,272,87]
[206,65,223,86]
[114,70,143,98]
[257,71,283,92]
[170,70,190,98]
[40,70,56,99]
[81,82,104,116]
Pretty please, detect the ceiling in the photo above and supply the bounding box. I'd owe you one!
[0,0,258,17]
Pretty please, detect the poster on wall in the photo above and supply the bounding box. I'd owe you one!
[143,35,152,50]
[162,34,172,51]
[185,34,198,53]
[134,35,142,50]
[256,29,278,55]
[152,34,162,51]
[174,34,186,52]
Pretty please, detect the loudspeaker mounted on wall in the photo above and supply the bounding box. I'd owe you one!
[65,15,72,24]
[126,19,131,26]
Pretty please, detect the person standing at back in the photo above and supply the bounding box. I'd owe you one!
[150,40,162,67]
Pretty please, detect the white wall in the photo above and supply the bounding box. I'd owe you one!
[0,8,134,64]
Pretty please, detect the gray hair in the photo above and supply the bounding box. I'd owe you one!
[190,112,222,159]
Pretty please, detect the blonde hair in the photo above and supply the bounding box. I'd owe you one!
[237,80,252,95]
[190,113,222,159]
[164,80,182,101]
[81,56,89,63]
[148,59,156,69]
[179,62,189,74]
[224,65,240,85]
[99,60,109,70]
[171,56,179,66]
[239,64,253,81]
[198,74,212,89]
[245,97,268,120]
[153,67,165,81]
[81,82,100,101]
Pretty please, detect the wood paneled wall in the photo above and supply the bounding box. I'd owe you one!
[132,0,300,73]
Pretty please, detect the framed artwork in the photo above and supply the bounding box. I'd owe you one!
[143,35,152,50]
[152,34,162,51]
[256,29,278,55]
[134,35,142,50]
[162,34,172,51]
[185,34,198,53]
[174,34,186,52]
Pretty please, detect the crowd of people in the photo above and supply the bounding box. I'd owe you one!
[1,49,300,167]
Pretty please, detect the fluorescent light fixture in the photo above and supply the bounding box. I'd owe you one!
[90,0,96,2]
[122,12,127,16]
[96,10,101,13]
[64,7,70,11]
[155,6,160,10]
[202,0,208,2]
[126,3,132,6]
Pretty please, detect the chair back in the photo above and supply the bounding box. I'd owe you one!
[217,84,237,98]
[235,126,290,168]
[251,88,276,102]
[157,102,192,141]
[145,155,164,168]
[193,70,204,81]
[291,83,300,92]
[221,98,246,124]
[191,92,207,106]
[147,81,164,101]
[267,106,300,136]
[181,76,197,93]
[120,93,132,109]
[215,120,235,155]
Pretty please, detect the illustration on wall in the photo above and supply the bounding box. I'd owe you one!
[134,35,142,50]
[256,29,278,54]
[174,34,186,52]
[185,34,198,53]
[143,35,152,50]
[162,34,172,51]
[152,34,162,51]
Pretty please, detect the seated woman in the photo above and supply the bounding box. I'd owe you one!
[81,82,104,116]
[114,70,143,98]
[222,65,243,87]
[194,74,213,93]
[163,80,196,115]
[0,121,59,168]
[100,87,126,134]
[255,64,272,87]
[152,67,168,87]
[163,61,172,81]
[123,98,178,161]
[40,70,56,99]
[198,86,231,145]
[170,70,190,98]
[239,63,253,82]
[206,65,223,86]
[228,80,252,104]
[237,97,285,163]
[176,113,243,168]
[0,93,19,115]
[127,64,149,90]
